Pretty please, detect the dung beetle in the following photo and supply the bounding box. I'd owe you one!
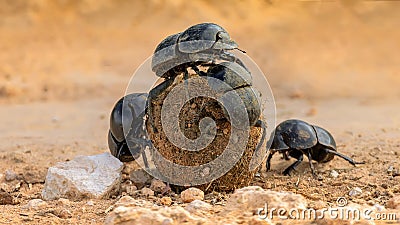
[204,61,259,126]
[266,119,364,177]
[108,93,151,167]
[148,22,267,156]
[149,23,256,125]
[151,22,247,81]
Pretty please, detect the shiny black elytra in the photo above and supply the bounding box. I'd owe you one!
[108,93,151,168]
[266,119,364,177]
[151,22,244,79]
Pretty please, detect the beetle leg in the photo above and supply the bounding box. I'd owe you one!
[253,120,267,165]
[283,151,290,160]
[141,150,150,170]
[183,69,191,100]
[283,152,303,176]
[324,149,365,166]
[306,150,318,178]
[265,149,276,172]
[190,64,207,77]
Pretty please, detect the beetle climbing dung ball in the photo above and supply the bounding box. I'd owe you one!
[146,23,268,192]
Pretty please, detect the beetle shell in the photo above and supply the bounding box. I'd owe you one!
[151,33,182,77]
[206,62,252,91]
[108,130,119,157]
[109,97,125,142]
[233,86,261,127]
[216,85,261,127]
[178,23,238,54]
[273,120,318,150]
[313,125,337,150]
[108,93,148,161]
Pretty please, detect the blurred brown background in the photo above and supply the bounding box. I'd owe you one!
[0,2,399,223]
[1,0,399,103]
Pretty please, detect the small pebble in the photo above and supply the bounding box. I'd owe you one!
[130,169,153,189]
[57,198,70,206]
[5,170,17,182]
[349,187,362,197]
[185,200,211,213]
[150,179,167,193]
[86,200,94,206]
[373,204,385,212]
[181,188,204,203]
[159,196,172,206]
[141,187,154,197]
[55,209,72,219]
[114,196,136,207]
[387,195,400,209]
[126,185,138,195]
[387,165,394,174]
[24,199,48,210]
[330,170,339,178]
[264,182,272,189]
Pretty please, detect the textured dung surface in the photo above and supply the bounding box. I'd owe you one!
[146,74,262,193]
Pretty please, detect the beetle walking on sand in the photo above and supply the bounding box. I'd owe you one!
[266,119,364,177]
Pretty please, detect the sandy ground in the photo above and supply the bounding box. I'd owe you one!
[0,1,399,224]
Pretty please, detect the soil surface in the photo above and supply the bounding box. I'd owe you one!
[0,1,399,224]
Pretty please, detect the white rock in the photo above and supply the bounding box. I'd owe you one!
[373,204,385,212]
[23,199,48,210]
[105,206,204,225]
[181,188,204,203]
[5,169,17,182]
[348,187,363,197]
[225,186,307,213]
[330,170,339,178]
[41,152,123,200]
[114,195,153,208]
[185,200,212,213]
[86,200,95,206]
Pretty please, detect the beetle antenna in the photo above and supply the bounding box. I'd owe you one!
[235,48,246,53]
[325,149,365,166]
